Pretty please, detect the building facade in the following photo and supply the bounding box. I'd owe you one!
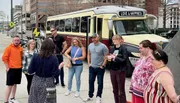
[22,0,31,30]
[145,0,161,16]
[158,3,180,28]
[13,5,22,26]
[135,0,145,8]
[30,0,61,29]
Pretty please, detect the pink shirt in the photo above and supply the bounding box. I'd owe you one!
[129,56,155,97]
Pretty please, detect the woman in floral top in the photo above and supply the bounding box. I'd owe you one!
[129,40,155,103]
[22,39,37,94]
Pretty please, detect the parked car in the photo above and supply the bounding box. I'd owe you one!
[17,29,26,34]
[166,29,178,38]
[160,29,179,39]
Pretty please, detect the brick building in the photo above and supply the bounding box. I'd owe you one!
[145,0,161,16]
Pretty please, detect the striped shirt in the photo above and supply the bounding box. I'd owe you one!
[22,50,37,74]
[144,71,173,103]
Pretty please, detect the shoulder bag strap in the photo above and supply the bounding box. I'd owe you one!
[73,48,80,58]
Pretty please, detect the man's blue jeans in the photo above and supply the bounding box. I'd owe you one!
[68,65,83,92]
[88,66,105,98]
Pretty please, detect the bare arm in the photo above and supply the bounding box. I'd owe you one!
[87,51,91,67]
[64,46,72,59]
[100,45,109,69]
[159,72,179,103]
[61,41,68,54]
[4,63,9,72]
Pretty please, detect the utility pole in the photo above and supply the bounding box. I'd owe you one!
[24,0,27,31]
[163,0,167,29]
[36,0,38,28]
[11,0,13,22]
[7,15,9,36]
[21,6,23,38]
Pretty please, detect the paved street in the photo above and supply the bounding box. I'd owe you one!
[0,32,132,103]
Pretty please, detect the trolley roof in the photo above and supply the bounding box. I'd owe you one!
[47,5,147,19]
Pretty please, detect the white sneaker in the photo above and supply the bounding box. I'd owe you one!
[83,97,93,102]
[9,98,19,103]
[74,92,80,97]
[65,90,71,96]
[96,96,101,103]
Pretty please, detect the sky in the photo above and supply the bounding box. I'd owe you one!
[0,0,23,21]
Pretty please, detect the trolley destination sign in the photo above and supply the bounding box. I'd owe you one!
[119,11,144,17]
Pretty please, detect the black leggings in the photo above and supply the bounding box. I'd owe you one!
[25,74,33,94]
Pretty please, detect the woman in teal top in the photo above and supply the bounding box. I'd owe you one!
[64,37,86,97]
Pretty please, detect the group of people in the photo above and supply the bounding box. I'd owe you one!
[130,40,180,103]
[1,26,180,103]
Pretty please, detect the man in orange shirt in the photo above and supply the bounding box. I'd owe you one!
[2,35,23,103]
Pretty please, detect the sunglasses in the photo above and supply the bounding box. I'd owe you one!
[51,30,55,32]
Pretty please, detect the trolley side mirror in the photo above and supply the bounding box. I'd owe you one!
[108,15,117,31]
[153,19,158,29]
[108,19,113,30]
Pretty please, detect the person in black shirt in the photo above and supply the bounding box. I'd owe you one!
[106,35,128,103]
[50,27,67,87]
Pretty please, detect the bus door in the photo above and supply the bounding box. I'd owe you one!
[97,18,103,40]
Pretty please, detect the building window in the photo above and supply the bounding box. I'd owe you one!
[37,2,50,6]
[103,0,106,3]
[72,17,80,32]
[26,13,30,17]
[98,0,101,2]
[65,18,72,32]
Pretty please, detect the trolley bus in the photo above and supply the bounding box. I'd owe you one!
[46,5,169,77]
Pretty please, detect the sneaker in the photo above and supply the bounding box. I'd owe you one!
[74,92,80,97]
[96,96,101,103]
[65,90,71,96]
[9,98,19,103]
[83,97,93,102]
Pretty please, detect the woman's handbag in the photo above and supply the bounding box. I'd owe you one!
[66,59,72,68]
[46,87,56,99]
[65,48,80,68]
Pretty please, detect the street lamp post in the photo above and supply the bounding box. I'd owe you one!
[7,15,9,36]
[20,6,23,39]
[11,0,13,22]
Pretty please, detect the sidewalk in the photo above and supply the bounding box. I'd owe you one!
[0,32,132,103]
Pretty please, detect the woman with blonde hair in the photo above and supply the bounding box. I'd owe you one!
[107,35,128,103]
[22,39,37,94]
[64,37,86,97]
